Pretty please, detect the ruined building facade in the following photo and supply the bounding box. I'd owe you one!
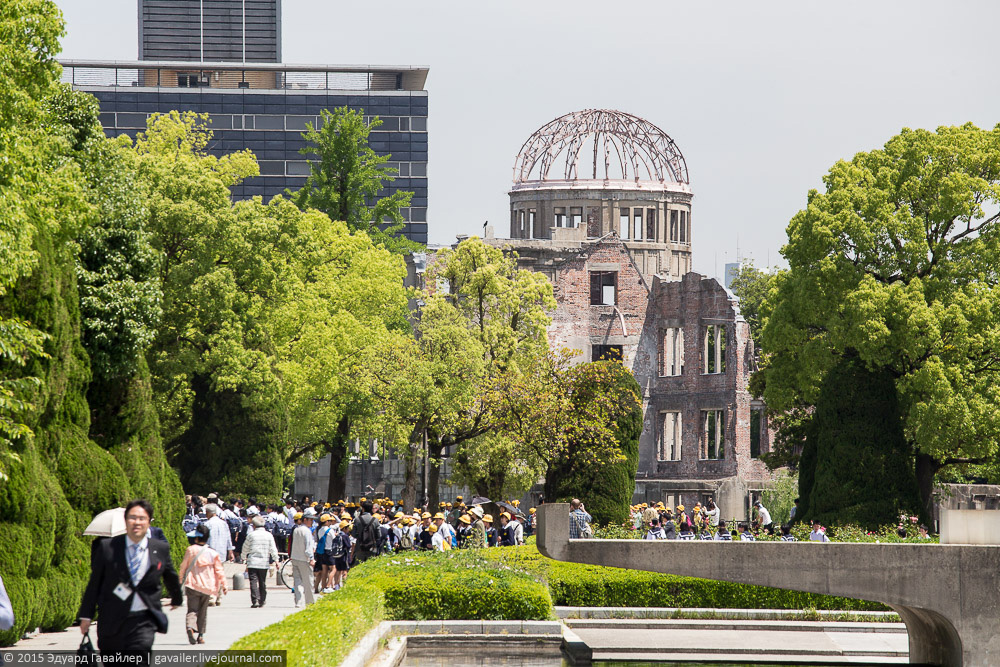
[490,109,773,520]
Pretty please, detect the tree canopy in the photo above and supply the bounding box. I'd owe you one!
[757,123,1000,512]
[290,107,421,254]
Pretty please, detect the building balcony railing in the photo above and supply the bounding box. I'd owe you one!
[59,60,428,92]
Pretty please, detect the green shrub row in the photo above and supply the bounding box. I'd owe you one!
[226,550,550,666]
[229,580,384,666]
[363,553,550,620]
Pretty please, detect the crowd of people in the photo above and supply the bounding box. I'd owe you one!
[628,498,834,542]
[71,492,936,662]
[181,493,539,612]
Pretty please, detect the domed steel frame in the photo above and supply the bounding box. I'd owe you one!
[513,109,689,185]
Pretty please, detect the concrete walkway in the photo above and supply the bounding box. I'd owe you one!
[14,563,306,651]
[567,619,909,664]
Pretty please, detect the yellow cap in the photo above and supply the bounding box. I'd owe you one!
[324,503,331,508]
[529,508,536,514]
[294,512,303,520]
[320,513,331,522]
[483,514,494,523]
[433,512,445,520]
[311,502,318,507]
[340,520,350,529]
[512,500,520,506]
[428,524,438,533]
[459,514,471,524]
[421,512,431,519]
[341,512,351,519]
[677,504,685,511]
[501,512,511,520]
[394,512,404,519]
[456,495,463,501]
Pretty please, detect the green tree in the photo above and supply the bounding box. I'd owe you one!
[273,209,413,503]
[135,111,289,498]
[0,0,85,478]
[542,360,642,526]
[45,85,186,557]
[729,262,775,353]
[758,123,1000,516]
[290,107,420,254]
[378,238,554,508]
[802,354,922,528]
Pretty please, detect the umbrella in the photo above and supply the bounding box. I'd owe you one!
[468,496,491,506]
[496,501,519,515]
[84,507,126,537]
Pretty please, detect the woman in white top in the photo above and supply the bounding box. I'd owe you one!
[242,516,278,608]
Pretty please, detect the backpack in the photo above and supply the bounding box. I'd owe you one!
[329,531,346,559]
[400,530,414,551]
[225,516,243,537]
[316,527,331,555]
[273,523,293,539]
[355,515,380,554]
[182,516,200,533]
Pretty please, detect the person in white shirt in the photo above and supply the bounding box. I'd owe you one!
[809,519,830,542]
[753,501,773,535]
[290,509,317,607]
[434,513,456,548]
[705,500,720,533]
[429,524,445,551]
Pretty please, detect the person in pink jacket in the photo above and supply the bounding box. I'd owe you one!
[178,524,227,644]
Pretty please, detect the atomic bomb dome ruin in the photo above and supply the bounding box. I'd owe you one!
[490,109,774,518]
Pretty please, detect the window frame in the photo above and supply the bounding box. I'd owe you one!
[700,409,726,460]
[589,271,617,306]
[658,411,682,461]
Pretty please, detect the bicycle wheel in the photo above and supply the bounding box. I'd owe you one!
[278,559,295,590]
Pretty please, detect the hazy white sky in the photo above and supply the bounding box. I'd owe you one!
[55,0,999,279]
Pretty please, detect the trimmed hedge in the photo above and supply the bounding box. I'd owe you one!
[227,550,550,666]
[361,553,550,620]
[229,581,384,666]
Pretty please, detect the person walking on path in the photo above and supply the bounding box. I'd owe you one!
[78,499,183,663]
[202,504,233,606]
[569,499,593,539]
[242,515,278,608]
[178,524,226,645]
[290,509,317,608]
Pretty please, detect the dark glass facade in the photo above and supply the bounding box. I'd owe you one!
[85,87,429,244]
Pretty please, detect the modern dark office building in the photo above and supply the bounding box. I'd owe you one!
[61,1,429,243]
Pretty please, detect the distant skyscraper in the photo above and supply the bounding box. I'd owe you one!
[724,262,743,290]
[139,0,280,62]
[62,0,429,244]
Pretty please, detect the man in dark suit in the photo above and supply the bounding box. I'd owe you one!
[78,499,183,660]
